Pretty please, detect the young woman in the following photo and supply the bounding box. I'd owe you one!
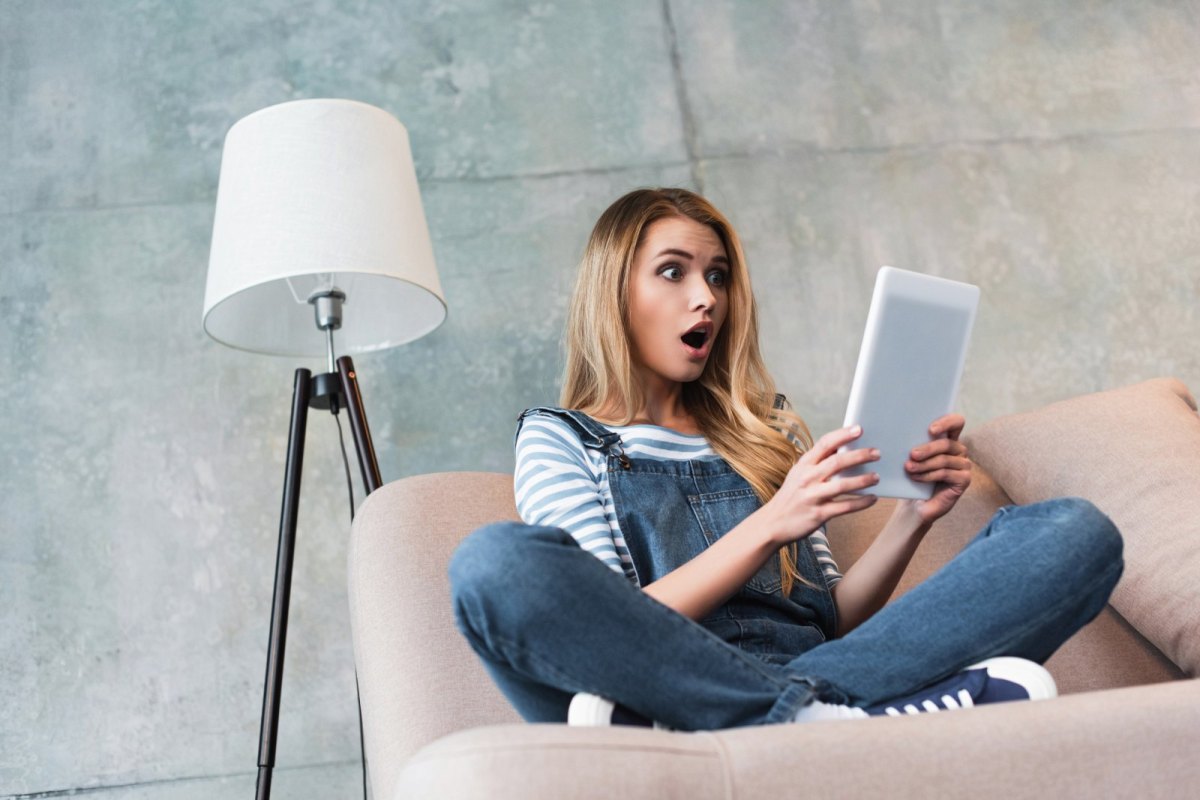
[449,187,1124,730]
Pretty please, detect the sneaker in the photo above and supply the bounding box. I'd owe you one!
[860,656,1057,717]
[567,692,675,730]
[968,656,1058,703]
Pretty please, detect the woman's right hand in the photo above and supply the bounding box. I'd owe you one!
[761,425,881,546]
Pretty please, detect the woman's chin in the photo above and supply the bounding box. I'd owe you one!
[638,354,709,384]
[674,362,708,381]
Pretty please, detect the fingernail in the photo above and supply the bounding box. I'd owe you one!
[851,425,861,434]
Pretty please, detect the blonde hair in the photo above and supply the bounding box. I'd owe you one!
[560,187,821,595]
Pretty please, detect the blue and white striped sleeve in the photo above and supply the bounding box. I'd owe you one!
[807,525,843,588]
[513,413,627,575]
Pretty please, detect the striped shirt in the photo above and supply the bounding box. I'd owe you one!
[513,411,843,589]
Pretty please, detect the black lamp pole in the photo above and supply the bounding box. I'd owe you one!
[254,292,383,800]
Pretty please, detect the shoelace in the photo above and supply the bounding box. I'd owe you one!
[880,688,976,716]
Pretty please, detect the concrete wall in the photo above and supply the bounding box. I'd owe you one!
[3,1,1198,796]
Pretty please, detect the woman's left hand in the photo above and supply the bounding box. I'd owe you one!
[900,413,972,526]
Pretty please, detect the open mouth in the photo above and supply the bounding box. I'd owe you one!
[680,322,713,353]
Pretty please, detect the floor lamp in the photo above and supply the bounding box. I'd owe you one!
[201,99,447,800]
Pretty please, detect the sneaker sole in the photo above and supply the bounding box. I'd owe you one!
[966,656,1058,700]
[567,692,614,726]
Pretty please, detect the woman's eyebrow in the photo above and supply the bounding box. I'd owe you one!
[655,248,730,266]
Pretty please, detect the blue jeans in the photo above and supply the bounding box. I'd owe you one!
[449,497,1123,731]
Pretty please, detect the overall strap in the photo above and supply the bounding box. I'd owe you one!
[515,406,629,465]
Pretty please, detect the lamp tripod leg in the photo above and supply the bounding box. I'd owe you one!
[255,368,312,800]
[336,355,382,494]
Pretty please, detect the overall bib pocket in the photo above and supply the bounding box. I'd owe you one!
[686,487,783,595]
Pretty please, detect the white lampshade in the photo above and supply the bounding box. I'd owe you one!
[203,98,447,357]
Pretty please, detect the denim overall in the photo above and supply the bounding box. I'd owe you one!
[515,405,838,666]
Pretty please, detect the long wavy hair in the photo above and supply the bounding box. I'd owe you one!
[559,187,821,595]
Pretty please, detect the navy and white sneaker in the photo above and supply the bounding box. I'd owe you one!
[860,656,1057,717]
[791,656,1057,722]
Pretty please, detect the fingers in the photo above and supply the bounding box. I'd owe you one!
[801,425,865,467]
[817,443,880,483]
[909,439,968,462]
[906,453,970,471]
[816,470,880,499]
[909,468,955,483]
[905,455,971,483]
[799,427,880,500]
[930,414,966,440]
[785,425,879,526]
[824,493,879,517]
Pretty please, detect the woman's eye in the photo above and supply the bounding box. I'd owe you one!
[708,270,727,287]
[661,265,683,280]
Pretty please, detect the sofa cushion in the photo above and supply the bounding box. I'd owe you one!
[964,377,1200,676]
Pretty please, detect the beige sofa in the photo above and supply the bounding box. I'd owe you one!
[348,377,1200,799]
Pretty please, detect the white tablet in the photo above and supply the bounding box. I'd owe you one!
[836,266,980,500]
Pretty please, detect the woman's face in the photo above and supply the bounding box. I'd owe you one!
[626,214,729,387]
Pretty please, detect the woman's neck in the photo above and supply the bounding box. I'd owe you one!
[592,383,700,434]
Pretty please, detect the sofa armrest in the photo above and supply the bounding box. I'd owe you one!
[348,471,523,800]
[396,679,1200,800]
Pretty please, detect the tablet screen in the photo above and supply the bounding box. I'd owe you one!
[837,266,980,500]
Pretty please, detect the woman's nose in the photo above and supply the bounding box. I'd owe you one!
[690,277,716,308]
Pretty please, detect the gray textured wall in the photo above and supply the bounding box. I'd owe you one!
[3,1,1199,797]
